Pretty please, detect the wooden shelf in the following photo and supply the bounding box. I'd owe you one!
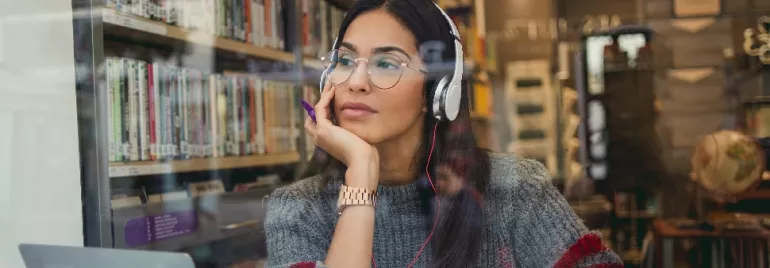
[736,188,770,200]
[325,0,355,9]
[109,152,301,177]
[102,8,297,63]
[471,113,496,121]
[303,58,325,70]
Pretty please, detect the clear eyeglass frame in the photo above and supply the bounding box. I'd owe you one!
[321,49,428,89]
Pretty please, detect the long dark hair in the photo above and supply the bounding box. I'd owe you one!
[303,0,491,267]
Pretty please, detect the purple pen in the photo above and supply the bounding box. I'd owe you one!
[301,100,316,122]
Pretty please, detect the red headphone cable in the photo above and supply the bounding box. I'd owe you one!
[372,122,440,268]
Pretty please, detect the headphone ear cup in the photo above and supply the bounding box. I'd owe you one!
[444,84,461,121]
[431,76,450,121]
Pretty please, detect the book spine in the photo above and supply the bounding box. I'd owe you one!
[139,61,149,161]
[147,62,155,161]
[174,67,183,159]
[208,74,217,158]
[248,76,256,155]
[270,0,277,48]
[199,73,207,157]
[217,76,227,157]
[217,0,225,37]
[106,58,116,162]
[151,62,160,160]
[128,60,139,161]
[235,76,243,156]
[199,72,206,158]
[166,65,174,159]
[163,65,172,159]
[181,68,189,159]
[263,80,271,153]
[277,0,284,50]
[120,59,129,160]
[244,0,252,44]
[289,81,297,152]
[255,76,265,154]
[113,58,122,162]
[225,76,233,156]
[234,0,242,41]
[255,0,264,47]
[224,0,232,39]
[202,74,210,157]
[190,71,202,157]
[156,63,164,159]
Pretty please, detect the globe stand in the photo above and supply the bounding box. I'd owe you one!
[666,173,717,231]
[692,185,716,231]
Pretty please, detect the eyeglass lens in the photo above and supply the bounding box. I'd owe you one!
[325,50,405,89]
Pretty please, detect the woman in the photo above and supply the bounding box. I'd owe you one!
[265,0,623,267]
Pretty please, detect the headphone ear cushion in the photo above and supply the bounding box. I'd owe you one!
[444,83,462,121]
[431,76,450,121]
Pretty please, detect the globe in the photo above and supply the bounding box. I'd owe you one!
[691,130,765,197]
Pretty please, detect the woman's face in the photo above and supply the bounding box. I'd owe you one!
[331,9,427,145]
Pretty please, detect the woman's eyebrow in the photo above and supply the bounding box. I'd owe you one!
[339,41,412,60]
[339,42,357,53]
[373,46,412,60]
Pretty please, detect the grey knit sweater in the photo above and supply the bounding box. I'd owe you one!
[264,153,623,267]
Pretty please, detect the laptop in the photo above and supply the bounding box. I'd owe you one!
[19,243,195,268]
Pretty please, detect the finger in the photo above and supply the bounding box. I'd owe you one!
[304,117,317,137]
[321,78,333,95]
[315,86,335,123]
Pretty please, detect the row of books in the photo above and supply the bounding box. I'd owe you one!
[105,56,300,163]
[107,0,288,50]
[302,0,346,58]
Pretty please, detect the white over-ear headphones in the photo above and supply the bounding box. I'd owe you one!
[319,2,464,122]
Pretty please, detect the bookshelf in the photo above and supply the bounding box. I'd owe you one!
[109,152,300,177]
[72,0,348,266]
[303,57,325,70]
[101,8,334,68]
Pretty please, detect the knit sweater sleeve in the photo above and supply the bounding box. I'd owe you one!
[510,159,623,268]
[264,185,329,268]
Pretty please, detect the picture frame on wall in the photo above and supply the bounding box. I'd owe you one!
[673,0,721,17]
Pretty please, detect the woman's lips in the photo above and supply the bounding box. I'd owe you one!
[340,108,376,119]
[340,102,377,120]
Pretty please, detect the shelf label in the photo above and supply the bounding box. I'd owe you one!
[102,9,167,36]
[124,210,198,247]
[109,162,174,177]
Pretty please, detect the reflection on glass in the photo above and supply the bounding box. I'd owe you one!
[616,34,647,68]
[589,162,607,180]
[587,100,605,132]
[590,141,606,159]
[585,36,612,95]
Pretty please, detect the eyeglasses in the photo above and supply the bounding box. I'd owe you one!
[322,49,427,89]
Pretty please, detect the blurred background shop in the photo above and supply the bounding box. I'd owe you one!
[2,0,770,267]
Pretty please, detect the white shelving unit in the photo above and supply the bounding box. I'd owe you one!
[505,60,558,176]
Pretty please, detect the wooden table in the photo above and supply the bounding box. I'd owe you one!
[649,219,770,268]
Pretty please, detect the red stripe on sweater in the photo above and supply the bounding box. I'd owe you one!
[289,261,316,268]
[588,263,624,268]
[553,233,607,268]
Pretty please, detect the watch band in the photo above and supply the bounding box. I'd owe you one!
[337,185,377,215]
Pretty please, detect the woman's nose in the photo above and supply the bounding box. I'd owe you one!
[347,61,372,93]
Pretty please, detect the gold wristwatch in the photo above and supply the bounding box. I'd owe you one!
[337,185,377,215]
